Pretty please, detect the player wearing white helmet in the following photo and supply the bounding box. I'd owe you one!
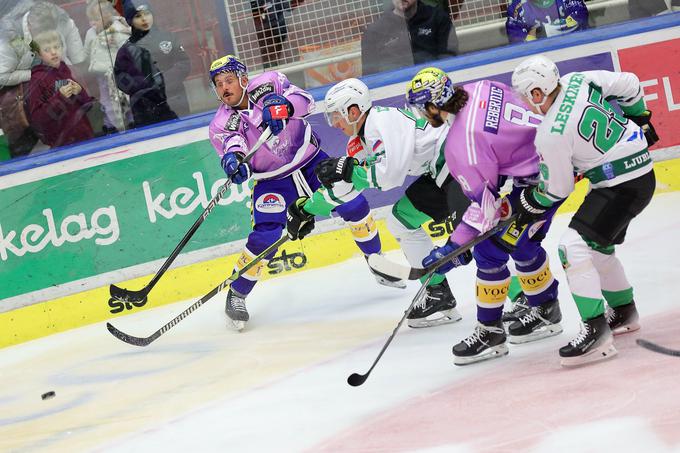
[287,76,475,328]
[511,54,658,366]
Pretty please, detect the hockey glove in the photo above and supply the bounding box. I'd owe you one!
[261,93,294,135]
[422,241,472,275]
[624,110,659,146]
[221,151,252,185]
[286,197,315,240]
[514,188,547,228]
[314,156,357,188]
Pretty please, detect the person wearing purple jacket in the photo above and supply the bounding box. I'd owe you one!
[208,55,395,331]
[506,0,588,43]
[406,67,563,365]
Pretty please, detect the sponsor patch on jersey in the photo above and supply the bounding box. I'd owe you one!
[346,135,365,158]
[226,113,241,131]
[483,84,504,134]
[159,40,172,54]
[255,193,285,213]
[249,83,275,104]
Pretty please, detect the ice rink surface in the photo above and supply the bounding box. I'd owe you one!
[1,192,680,453]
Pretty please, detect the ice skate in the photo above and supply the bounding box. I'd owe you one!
[559,315,617,367]
[407,279,461,328]
[502,292,530,324]
[365,254,407,289]
[225,288,249,331]
[606,301,640,335]
[453,320,508,365]
[508,299,563,344]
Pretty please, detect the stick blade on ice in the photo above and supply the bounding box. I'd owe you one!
[347,373,368,387]
[367,254,412,281]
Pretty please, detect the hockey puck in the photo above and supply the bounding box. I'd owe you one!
[41,391,55,400]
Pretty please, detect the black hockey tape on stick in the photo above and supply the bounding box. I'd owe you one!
[109,127,274,304]
[106,234,290,347]
[367,217,517,281]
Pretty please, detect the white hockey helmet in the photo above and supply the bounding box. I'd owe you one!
[511,55,560,108]
[323,78,372,127]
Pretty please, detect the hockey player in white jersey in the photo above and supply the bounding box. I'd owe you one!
[511,55,658,366]
[285,78,473,328]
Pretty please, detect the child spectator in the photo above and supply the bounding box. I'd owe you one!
[84,0,132,133]
[28,29,95,148]
[506,0,588,43]
[114,2,190,128]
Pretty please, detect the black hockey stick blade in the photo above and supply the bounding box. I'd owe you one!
[368,217,517,280]
[107,322,157,347]
[108,127,274,304]
[347,273,435,387]
[347,372,368,387]
[109,284,148,303]
[106,234,289,347]
[636,339,680,357]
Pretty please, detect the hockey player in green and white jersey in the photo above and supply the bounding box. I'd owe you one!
[285,77,473,328]
[511,55,658,366]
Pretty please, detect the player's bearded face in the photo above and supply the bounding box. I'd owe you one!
[214,72,246,108]
[422,105,445,128]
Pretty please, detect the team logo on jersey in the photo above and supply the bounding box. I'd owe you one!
[483,84,504,134]
[226,113,241,131]
[346,136,365,158]
[159,41,173,54]
[255,193,285,213]
[249,83,275,104]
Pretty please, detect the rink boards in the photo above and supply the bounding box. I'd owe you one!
[1,15,680,347]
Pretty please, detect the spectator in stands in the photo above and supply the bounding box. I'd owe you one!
[23,1,86,66]
[362,0,458,75]
[506,0,588,43]
[28,30,95,148]
[0,22,39,158]
[84,0,132,133]
[250,0,304,69]
[628,0,680,19]
[114,2,191,128]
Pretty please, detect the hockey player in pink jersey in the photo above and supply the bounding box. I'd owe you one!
[406,67,562,365]
[208,55,388,331]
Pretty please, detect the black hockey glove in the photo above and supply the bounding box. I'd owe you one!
[314,156,357,188]
[624,110,659,147]
[514,188,548,228]
[286,197,315,240]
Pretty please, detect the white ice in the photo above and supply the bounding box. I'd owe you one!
[1,192,679,453]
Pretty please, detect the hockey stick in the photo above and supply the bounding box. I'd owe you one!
[109,127,273,303]
[367,217,517,281]
[348,228,491,387]
[636,339,680,357]
[107,234,289,347]
[347,272,435,387]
